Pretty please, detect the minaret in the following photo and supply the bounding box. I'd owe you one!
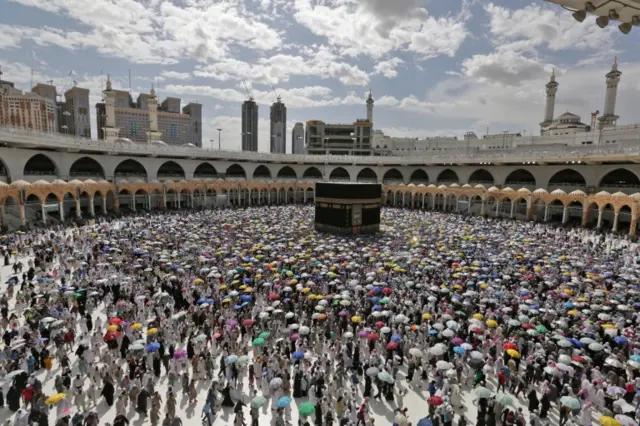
[102,75,120,141]
[598,57,622,129]
[146,84,162,142]
[540,69,558,131]
[366,89,374,123]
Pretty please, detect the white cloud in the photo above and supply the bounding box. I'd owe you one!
[159,71,192,81]
[292,0,469,59]
[462,50,551,86]
[374,58,404,78]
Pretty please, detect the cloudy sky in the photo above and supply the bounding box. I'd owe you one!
[2,0,640,151]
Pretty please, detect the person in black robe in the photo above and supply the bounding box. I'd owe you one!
[527,389,539,413]
[7,385,20,411]
[293,370,303,398]
[363,376,372,398]
[113,414,130,426]
[120,334,130,359]
[187,340,194,360]
[221,385,234,407]
[101,381,115,406]
[137,388,149,415]
[315,376,325,399]
[315,400,323,426]
[539,393,550,418]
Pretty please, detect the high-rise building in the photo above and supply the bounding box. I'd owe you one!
[270,97,286,153]
[31,83,60,132]
[242,99,258,151]
[292,122,304,154]
[64,86,91,137]
[95,79,202,146]
[0,80,57,133]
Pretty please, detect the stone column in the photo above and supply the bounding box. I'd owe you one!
[480,200,485,216]
[544,205,549,222]
[59,202,65,221]
[19,204,26,226]
[510,201,515,218]
[613,212,619,232]
[75,199,81,217]
[630,216,637,236]
[41,204,46,223]
[431,196,436,210]
[89,198,95,217]
[581,205,589,226]
[147,194,152,210]
[102,196,107,214]
[162,193,167,209]
[131,194,136,212]
[422,196,426,209]
[268,192,271,205]
[304,191,307,203]
[495,201,500,217]
[203,192,207,208]
[562,206,569,224]
[177,193,181,209]
[596,209,603,229]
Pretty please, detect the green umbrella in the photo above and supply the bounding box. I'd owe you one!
[560,396,580,409]
[377,371,394,383]
[251,396,267,409]
[496,393,513,406]
[299,402,315,417]
[252,337,266,347]
[474,386,492,399]
[237,355,250,366]
[536,325,549,333]
[258,331,270,339]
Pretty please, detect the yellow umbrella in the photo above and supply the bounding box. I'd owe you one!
[422,313,432,320]
[219,285,227,291]
[602,323,616,329]
[146,328,159,336]
[473,313,484,320]
[45,393,67,405]
[567,310,580,317]
[351,316,361,324]
[486,319,498,328]
[194,278,204,285]
[600,417,621,426]
[301,288,311,293]
[131,323,143,330]
[106,325,119,332]
[506,349,520,358]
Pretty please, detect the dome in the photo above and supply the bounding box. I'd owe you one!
[50,179,67,185]
[417,183,426,187]
[149,179,161,184]
[427,184,436,188]
[117,179,129,184]
[533,188,548,194]
[32,179,51,186]
[204,178,216,183]
[114,138,134,144]
[164,180,175,185]
[398,183,406,186]
[11,180,30,188]
[611,191,628,198]
[152,140,167,146]
[408,183,416,187]
[462,184,472,188]
[550,189,566,195]
[437,185,447,190]
[502,187,514,192]
[595,191,610,196]
[68,179,84,186]
[630,193,640,201]
[517,188,531,193]
[449,183,459,188]
[182,143,197,148]
[84,179,97,184]
[474,184,486,189]
[487,186,499,192]
[132,178,145,184]
[569,189,586,196]
[98,179,110,185]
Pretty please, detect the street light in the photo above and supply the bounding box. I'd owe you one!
[216,128,222,150]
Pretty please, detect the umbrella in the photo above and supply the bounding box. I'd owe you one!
[395,413,409,426]
[474,387,492,399]
[45,393,67,405]
[614,415,636,426]
[560,396,581,409]
[251,396,267,409]
[237,355,250,366]
[225,355,239,365]
[252,337,266,347]
[377,371,394,383]
[428,396,444,406]
[276,396,292,408]
[495,393,513,406]
[366,367,380,377]
[600,417,622,426]
[269,378,283,389]
[299,401,315,417]
[146,343,160,352]
[417,418,433,426]
[6,369,26,378]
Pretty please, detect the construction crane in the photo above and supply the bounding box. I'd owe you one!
[591,110,600,131]
[242,80,254,101]
[267,76,281,103]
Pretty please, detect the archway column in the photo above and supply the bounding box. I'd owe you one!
[543,205,549,222]
[40,203,46,223]
[19,204,26,226]
[132,194,136,212]
[59,202,64,221]
[431,197,436,210]
[495,201,500,217]
[203,192,208,207]
[480,200,485,216]
[612,212,619,232]
[562,206,569,224]
[630,216,637,236]
[75,199,81,218]
[596,209,603,229]
[147,195,152,210]
[177,193,181,209]
[102,197,107,214]
[581,206,588,226]
[89,198,95,217]
[304,191,307,203]
[422,196,426,209]
[510,201,515,218]
[467,199,472,214]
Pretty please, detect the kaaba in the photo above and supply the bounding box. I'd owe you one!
[314,182,382,235]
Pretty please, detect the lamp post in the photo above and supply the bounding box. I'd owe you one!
[216,128,222,150]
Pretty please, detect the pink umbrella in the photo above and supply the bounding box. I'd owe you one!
[174,349,186,359]
[452,337,464,346]
[242,319,254,326]
[227,319,238,327]
[290,333,299,341]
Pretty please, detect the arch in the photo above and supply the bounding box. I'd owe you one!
[157,161,185,180]
[252,165,272,179]
[114,159,147,180]
[193,163,217,179]
[69,157,105,179]
[409,169,429,184]
[468,169,494,185]
[599,168,640,188]
[329,167,350,181]
[24,153,58,176]
[277,166,297,179]
[357,168,377,182]
[548,169,587,187]
[383,168,403,183]
[226,164,246,179]
[436,169,459,184]
[0,157,8,179]
[302,167,323,180]
[505,169,536,186]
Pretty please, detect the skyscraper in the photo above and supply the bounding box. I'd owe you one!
[242,99,259,151]
[270,97,286,153]
[292,122,304,154]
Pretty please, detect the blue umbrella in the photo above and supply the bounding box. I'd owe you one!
[233,305,243,310]
[146,343,160,352]
[614,336,628,345]
[241,295,252,302]
[417,418,433,426]
[453,346,465,354]
[276,396,292,408]
[225,355,238,365]
[390,334,402,342]
[293,351,305,360]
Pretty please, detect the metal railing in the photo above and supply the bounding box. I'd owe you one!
[3,125,640,165]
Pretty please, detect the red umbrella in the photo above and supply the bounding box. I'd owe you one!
[521,323,535,329]
[242,319,254,326]
[268,293,280,301]
[108,318,122,325]
[375,321,385,328]
[428,396,444,406]
[571,356,585,363]
[472,328,485,335]
[382,287,393,295]
[503,342,517,350]
[103,331,120,342]
[368,333,380,341]
[386,341,398,350]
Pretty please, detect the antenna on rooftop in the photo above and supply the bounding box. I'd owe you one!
[242,80,254,101]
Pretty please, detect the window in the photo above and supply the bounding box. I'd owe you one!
[194,121,199,134]
[170,124,177,139]
[130,121,137,136]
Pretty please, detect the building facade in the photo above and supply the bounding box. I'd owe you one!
[63,86,91,137]
[292,122,304,154]
[242,99,259,152]
[0,81,56,133]
[305,120,373,155]
[270,98,286,154]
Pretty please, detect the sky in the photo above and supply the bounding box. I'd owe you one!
[2,0,640,152]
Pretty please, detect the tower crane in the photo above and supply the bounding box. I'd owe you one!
[242,80,254,101]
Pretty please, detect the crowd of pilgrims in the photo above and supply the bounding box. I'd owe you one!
[0,206,637,426]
